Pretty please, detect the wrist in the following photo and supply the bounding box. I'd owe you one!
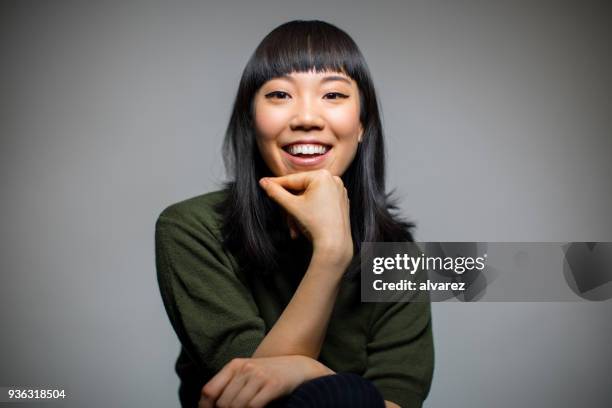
[312,241,353,269]
[299,356,335,381]
[309,251,351,281]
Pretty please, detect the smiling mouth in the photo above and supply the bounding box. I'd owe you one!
[282,143,332,157]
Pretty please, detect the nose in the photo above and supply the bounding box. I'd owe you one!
[289,96,325,131]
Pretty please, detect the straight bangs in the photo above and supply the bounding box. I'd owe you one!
[242,20,368,106]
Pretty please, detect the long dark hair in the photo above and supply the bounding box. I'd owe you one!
[215,20,414,280]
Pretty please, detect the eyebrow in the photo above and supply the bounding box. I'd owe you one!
[321,75,352,85]
[276,74,352,85]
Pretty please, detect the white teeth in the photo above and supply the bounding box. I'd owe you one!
[288,144,329,155]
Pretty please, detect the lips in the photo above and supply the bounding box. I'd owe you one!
[284,143,331,156]
[281,142,332,167]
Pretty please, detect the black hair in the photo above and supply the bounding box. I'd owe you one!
[215,20,414,280]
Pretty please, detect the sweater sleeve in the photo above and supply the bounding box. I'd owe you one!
[155,205,266,377]
[362,294,434,408]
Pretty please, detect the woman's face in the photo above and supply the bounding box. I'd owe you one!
[253,69,363,177]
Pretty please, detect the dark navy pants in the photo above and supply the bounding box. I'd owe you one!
[267,373,386,408]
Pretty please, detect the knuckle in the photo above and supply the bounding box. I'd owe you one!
[267,190,281,202]
[264,185,276,196]
[247,399,264,408]
[266,378,280,390]
[253,369,267,381]
[241,361,256,372]
[318,168,332,178]
[230,357,246,368]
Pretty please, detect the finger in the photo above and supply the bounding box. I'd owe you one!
[201,359,241,400]
[229,374,266,408]
[290,225,298,239]
[260,178,299,213]
[248,382,283,408]
[198,394,213,408]
[287,215,300,239]
[264,171,320,191]
[215,373,248,408]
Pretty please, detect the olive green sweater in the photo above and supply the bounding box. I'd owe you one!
[155,190,434,408]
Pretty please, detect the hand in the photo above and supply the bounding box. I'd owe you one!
[285,211,301,240]
[199,355,327,408]
[259,169,353,266]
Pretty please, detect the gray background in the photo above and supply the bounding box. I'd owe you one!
[2,1,611,407]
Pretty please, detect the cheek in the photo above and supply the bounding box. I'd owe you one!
[327,104,362,139]
[253,104,288,175]
[254,106,287,141]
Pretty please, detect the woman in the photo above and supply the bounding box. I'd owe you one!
[155,20,434,408]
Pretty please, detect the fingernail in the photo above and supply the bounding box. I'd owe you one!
[259,178,268,186]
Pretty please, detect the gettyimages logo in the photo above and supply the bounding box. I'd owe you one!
[562,242,612,301]
[362,242,612,302]
[423,242,493,302]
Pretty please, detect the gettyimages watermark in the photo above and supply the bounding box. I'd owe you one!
[360,242,612,302]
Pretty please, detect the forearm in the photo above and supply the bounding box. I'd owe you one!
[252,249,347,359]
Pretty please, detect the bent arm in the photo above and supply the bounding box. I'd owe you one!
[156,205,348,370]
[252,247,348,360]
[253,170,353,360]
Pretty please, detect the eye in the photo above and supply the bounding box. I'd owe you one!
[265,91,291,99]
[324,92,349,100]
